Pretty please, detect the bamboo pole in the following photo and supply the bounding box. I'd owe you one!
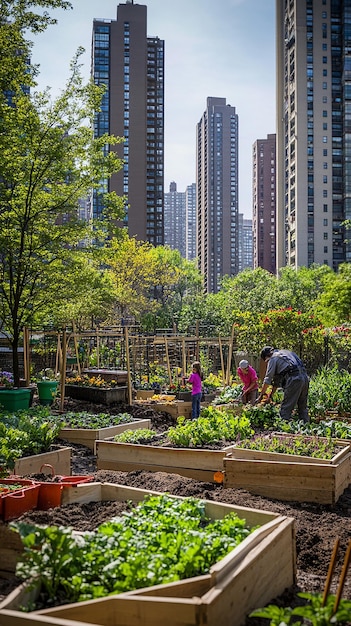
[333,540,351,614]
[60,328,67,412]
[96,329,100,368]
[55,332,62,376]
[124,326,133,405]
[322,538,340,606]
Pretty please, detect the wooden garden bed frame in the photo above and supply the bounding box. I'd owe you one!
[223,438,351,504]
[13,447,72,477]
[0,481,296,626]
[59,419,151,451]
[95,437,351,504]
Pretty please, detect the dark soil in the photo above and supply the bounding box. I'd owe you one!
[1,397,351,624]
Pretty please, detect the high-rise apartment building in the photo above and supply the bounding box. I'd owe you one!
[92,1,164,245]
[238,214,253,272]
[252,133,276,273]
[164,182,186,257]
[185,183,197,260]
[276,0,351,270]
[196,97,239,293]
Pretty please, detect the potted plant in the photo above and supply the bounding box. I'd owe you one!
[36,369,59,406]
[0,371,32,412]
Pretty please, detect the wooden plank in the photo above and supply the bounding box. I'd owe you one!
[224,455,350,504]
[59,419,151,451]
[0,611,90,626]
[14,448,71,477]
[96,441,225,471]
[37,596,201,626]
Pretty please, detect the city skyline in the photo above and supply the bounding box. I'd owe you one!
[31,0,275,219]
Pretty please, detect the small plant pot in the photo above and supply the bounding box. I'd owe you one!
[176,391,192,402]
[37,482,64,510]
[37,380,59,405]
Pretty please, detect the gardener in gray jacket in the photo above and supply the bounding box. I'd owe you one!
[257,346,310,423]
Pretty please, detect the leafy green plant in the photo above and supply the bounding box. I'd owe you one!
[114,429,157,444]
[12,494,258,608]
[236,433,340,460]
[308,366,351,418]
[62,411,133,429]
[250,591,351,625]
[167,406,253,447]
[0,407,64,471]
[212,385,242,405]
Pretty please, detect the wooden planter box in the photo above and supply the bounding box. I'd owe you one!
[96,440,228,482]
[133,400,192,419]
[82,369,128,385]
[13,446,72,477]
[59,419,151,451]
[65,385,128,405]
[0,482,295,626]
[223,438,351,504]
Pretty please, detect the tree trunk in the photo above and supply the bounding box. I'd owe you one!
[11,330,21,387]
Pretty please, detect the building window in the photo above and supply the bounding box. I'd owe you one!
[324,246,328,253]
[323,82,327,89]
[323,219,328,226]
[323,204,328,212]
[323,175,327,183]
[323,190,328,197]
[323,232,328,240]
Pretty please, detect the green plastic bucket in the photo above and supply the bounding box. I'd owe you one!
[37,380,59,405]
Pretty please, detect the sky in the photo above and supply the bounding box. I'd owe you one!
[31,0,276,218]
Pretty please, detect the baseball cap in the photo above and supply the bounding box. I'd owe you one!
[238,359,249,369]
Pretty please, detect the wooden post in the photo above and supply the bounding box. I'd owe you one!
[195,320,200,361]
[72,322,81,375]
[124,326,133,405]
[96,329,100,368]
[226,325,235,386]
[219,337,226,385]
[164,338,172,386]
[60,328,67,412]
[182,338,187,377]
[55,332,62,376]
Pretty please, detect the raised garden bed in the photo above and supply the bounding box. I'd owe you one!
[13,446,72,477]
[96,440,228,482]
[65,384,128,405]
[0,481,295,626]
[59,418,151,451]
[223,436,351,504]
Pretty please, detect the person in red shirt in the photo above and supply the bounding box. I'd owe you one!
[187,361,203,418]
[237,359,258,405]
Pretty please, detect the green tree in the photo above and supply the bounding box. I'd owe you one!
[0,7,124,383]
[315,263,351,326]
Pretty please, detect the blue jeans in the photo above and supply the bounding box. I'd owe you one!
[191,393,202,418]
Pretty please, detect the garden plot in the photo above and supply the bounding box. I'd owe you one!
[59,412,151,451]
[0,481,295,626]
[223,435,351,504]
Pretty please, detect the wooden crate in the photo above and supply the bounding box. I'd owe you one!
[134,390,157,400]
[59,419,151,451]
[96,440,227,482]
[223,439,351,504]
[13,447,72,477]
[0,482,296,626]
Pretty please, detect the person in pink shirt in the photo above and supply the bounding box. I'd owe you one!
[237,359,258,405]
[187,361,203,418]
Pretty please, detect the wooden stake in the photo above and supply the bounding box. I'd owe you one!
[60,328,67,412]
[165,338,172,386]
[333,539,351,614]
[322,537,340,606]
[219,337,225,385]
[124,326,133,405]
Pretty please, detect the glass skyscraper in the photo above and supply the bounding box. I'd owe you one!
[92,2,164,245]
